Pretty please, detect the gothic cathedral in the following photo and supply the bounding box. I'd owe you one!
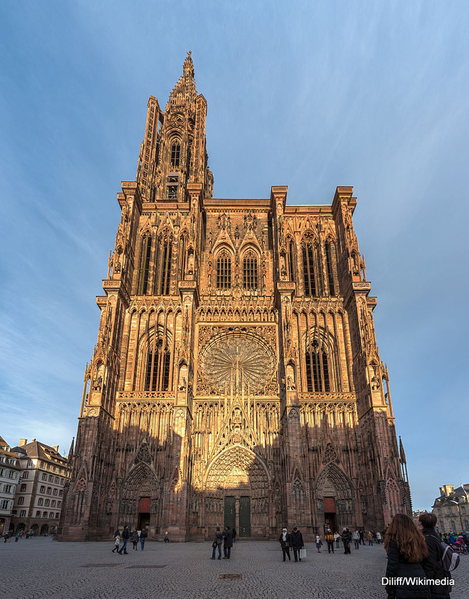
[60,54,411,541]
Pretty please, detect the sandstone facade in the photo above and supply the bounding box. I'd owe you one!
[60,54,411,542]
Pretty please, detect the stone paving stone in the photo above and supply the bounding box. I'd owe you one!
[0,538,467,599]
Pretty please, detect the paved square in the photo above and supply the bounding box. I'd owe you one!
[1,538,467,598]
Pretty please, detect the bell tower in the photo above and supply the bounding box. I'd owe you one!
[136,51,213,204]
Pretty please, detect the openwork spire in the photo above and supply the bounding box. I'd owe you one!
[168,51,197,106]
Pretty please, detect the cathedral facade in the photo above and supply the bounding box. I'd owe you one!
[60,54,411,542]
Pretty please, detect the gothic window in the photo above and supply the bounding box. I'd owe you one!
[243,251,258,290]
[302,241,317,296]
[171,142,180,168]
[325,241,336,296]
[139,236,152,295]
[287,239,295,282]
[143,327,172,392]
[156,235,172,295]
[179,234,187,278]
[305,333,331,393]
[216,250,231,289]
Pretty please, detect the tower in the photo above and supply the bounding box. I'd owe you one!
[60,55,411,541]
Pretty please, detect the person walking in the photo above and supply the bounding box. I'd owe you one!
[353,529,360,550]
[376,531,382,545]
[232,528,236,544]
[223,526,233,559]
[211,527,223,560]
[359,528,365,545]
[341,528,352,554]
[164,531,170,543]
[315,535,323,553]
[112,532,121,553]
[418,512,452,599]
[290,526,304,562]
[118,525,129,554]
[279,528,291,562]
[140,528,147,551]
[325,529,335,553]
[384,513,430,599]
[131,530,139,550]
[334,531,340,549]
[367,531,374,546]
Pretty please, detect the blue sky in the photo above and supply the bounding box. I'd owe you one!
[1,1,468,511]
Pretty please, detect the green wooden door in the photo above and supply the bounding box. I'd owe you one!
[239,496,251,537]
[224,496,236,530]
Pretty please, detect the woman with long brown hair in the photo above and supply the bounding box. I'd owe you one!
[384,513,431,598]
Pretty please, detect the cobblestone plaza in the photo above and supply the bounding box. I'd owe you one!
[1,538,467,599]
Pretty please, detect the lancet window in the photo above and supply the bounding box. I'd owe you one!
[302,239,319,297]
[139,235,152,295]
[155,234,172,295]
[170,142,180,168]
[325,240,336,296]
[144,328,171,392]
[243,251,258,290]
[287,239,295,282]
[305,332,331,393]
[216,250,231,289]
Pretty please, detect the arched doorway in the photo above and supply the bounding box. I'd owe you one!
[31,524,39,535]
[16,523,25,534]
[316,463,354,532]
[40,524,49,535]
[204,445,271,538]
[120,463,160,535]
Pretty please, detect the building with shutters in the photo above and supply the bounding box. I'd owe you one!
[60,53,411,542]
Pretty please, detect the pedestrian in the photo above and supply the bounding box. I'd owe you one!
[353,529,360,550]
[418,512,453,599]
[279,527,291,562]
[367,531,374,546]
[376,531,382,545]
[334,531,340,549]
[164,531,170,543]
[15,532,20,542]
[315,535,323,553]
[140,528,147,551]
[384,513,430,599]
[341,527,352,554]
[232,528,236,544]
[223,526,233,559]
[290,526,304,562]
[325,529,335,553]
[211,526,223,560]
[131,530,139,550]
[118,525,129,554]
[112,532,121,553]
[359,528,365,545]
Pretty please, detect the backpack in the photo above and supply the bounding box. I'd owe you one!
[440,542,460,571]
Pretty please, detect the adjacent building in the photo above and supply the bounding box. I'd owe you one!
[60,54,411,542]
[10,439,71,536]
[433,484,469,533]
[0,436,21,535]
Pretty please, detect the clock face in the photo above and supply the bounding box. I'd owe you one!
[199,331,275,395]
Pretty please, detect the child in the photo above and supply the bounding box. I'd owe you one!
[315,535,323,553]
[112,533,120,553]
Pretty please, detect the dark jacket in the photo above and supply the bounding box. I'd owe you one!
[385,540,431,599]
[223,529,233,548]
[341,529,352,546]
[140,530,148,539]
[214,530,223,545]
[290,530,304,548]
[122,528,129,540]
[278,532,291,549]
[421,528,452,599]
